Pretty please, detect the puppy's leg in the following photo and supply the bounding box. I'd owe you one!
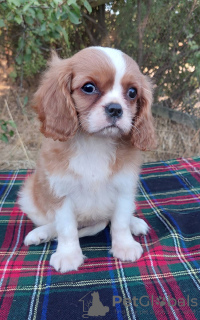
[110,189,143,262]
[50,198,85,273]
[130,216,149,236]
[18,174,49,227]
[78,221,108,238]
[24,223,57,246]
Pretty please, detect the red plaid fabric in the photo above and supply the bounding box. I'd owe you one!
[0,157,200,319]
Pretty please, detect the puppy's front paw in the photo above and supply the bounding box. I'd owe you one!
[111,240,143,262]
[50,248,85,273]
[130,217,149,236]
[24,228,50,246]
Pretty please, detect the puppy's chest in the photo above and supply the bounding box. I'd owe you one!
[68,150,114,208]
[50,141,116,194]
[68,138,116,183]
[49,141,117,218]
[69,152,111,183]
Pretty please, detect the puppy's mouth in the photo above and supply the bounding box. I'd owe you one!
[96,124,122,136]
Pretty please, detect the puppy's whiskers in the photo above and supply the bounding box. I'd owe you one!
[131,123,140,134]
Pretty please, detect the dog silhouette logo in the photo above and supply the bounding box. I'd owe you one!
[79,291,109,318]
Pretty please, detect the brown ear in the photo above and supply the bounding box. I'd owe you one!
[131,76,157,151]
[33,52,78,141]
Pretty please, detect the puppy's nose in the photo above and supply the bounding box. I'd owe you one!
[105,103,123,119]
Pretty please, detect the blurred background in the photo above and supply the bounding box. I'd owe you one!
[0,0,200,169]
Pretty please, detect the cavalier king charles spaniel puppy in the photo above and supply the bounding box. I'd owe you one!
[18,47,156,273]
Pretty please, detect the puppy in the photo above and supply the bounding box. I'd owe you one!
[18,47,156,273]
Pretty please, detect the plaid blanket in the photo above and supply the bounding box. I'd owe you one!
[0,156,200,320]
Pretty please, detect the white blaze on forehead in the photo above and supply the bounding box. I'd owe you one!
[94,47,126,77]
[93,47,126,102]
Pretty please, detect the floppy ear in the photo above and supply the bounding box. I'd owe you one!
[131,76,157,151]
[33,52,78,141]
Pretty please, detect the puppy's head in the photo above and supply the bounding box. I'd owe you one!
[33,47,156,150]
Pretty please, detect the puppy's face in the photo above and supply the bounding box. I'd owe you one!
[71,47,140,137]
[33,47,156,150]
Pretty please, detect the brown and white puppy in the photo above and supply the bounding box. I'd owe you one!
[18,47,156,273]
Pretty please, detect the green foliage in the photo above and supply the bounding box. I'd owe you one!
[0,120,16,143]
[0,0,92,79]
[109,0,200,116]
[23,95,28,106]
[0,0,199,118]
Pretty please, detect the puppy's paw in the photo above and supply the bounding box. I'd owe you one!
[111,240,143,262]
[130,217,149,236]
[24,227,51,246]
[50,248,85,273]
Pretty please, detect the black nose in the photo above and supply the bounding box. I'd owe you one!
[105,103,123,119]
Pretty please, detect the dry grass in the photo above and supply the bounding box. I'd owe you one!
[145,116,200,162]
[0,82,199,170]
[0,85,41,169]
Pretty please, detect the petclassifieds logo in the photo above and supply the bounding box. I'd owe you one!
[79,291,198,318]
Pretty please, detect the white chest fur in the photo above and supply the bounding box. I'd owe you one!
[48,135,118,222]
[69,135,116,181]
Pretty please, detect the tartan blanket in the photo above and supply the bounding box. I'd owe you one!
[0,157,200,320]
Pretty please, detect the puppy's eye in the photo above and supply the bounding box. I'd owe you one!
[81,83,97,94]
[127,87,137,100]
